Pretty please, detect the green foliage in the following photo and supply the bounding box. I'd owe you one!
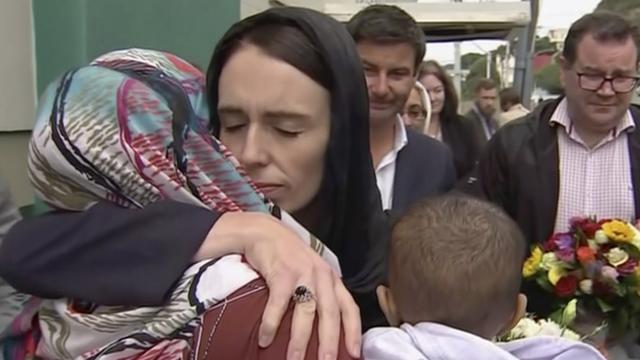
[534,63,563,95]
[597,0,640,28]
[597,0,639,13]
[461,55,501,100]
[534,36,556,53]
[460,52,484,70]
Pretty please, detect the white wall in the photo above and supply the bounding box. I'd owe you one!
[0,0,37,132]
[241,0,271,18]
[0,0,37,206]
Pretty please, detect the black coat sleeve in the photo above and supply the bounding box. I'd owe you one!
[0,200,219,306]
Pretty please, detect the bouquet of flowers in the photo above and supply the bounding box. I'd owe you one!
[497,316,581,342]
[523,217,640,338]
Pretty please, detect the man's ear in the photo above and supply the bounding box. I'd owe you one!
[499,293,527,336]
[557,55,569,87]
[376,285,401,326]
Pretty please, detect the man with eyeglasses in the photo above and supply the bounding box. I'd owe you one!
[472,11,640,317]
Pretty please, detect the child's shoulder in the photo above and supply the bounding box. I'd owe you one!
[362,326,424,360]
[498,336,606,360]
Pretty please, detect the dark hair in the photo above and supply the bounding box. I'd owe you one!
[499,87,521,112]
[388,195,526,338]
[474,78,497,94]
[209,23,331,95]
[347,4,425,72]
[563,11,640,65]
[419,60,459,122]
[204,9,391,294]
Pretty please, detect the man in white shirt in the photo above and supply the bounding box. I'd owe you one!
[475,11,640,335]
[347,5,455,216]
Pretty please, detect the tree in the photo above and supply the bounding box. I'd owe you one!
[461,53,483,70]
[535,63,563,95]
[462,55,501,100]
[597,0,640,28]
[534,36,555,53]
[597,0,639,13]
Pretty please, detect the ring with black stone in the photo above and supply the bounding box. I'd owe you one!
[292,285,314,303]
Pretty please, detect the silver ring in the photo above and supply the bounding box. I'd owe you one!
[292,285,314,303]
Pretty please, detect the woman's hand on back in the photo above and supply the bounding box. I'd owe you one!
[195,212,361,360]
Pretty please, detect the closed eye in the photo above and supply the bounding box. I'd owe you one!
[221,122,247,133]
[276,128,302,137]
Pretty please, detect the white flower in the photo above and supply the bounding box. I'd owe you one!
[510,318,539,339]
[579,279,593,294]
[595,230,609,244]
[605,247,629,267]
[541,253,562,270]
[498,317,582,342]
[561,328,581,341]
[537,320,564,337]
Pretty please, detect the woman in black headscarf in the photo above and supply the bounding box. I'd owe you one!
[207,6,386,296]
[0,6,388,360]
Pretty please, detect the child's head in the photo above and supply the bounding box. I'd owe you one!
[378,195,527,339]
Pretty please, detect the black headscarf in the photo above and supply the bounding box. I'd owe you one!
[206,7,389,327]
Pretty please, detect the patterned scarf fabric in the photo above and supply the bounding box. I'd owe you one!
[11,48,340,359]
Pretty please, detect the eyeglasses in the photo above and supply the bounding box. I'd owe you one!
[404,106,427,121]
[576,72,640,93]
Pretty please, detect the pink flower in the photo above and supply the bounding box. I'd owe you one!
[617,258,639,276]
[601,266,619,282]
[555,247,575,263]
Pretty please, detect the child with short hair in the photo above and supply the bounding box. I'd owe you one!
[363,195,604,359]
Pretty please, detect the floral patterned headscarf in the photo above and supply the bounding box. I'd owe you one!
[19,48,339,359]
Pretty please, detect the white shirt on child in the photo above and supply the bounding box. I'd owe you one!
[362,322,604,360]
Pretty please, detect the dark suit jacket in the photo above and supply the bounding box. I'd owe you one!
[391,129,456,218]
[441,114,482,180]
[0,201,219,306]
[477,97,640,245]
[465,107,499,148]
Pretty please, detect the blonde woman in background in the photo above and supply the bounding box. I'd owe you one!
[402,81,431,133]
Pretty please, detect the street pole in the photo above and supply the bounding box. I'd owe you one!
[486,51,492,78]
[454,41,462,108]
[452,0,462,109]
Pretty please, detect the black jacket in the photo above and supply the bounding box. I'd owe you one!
[391,129,456,218]
[465,107,499,148]
[441,114,482,180]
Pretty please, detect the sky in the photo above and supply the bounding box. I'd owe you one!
[425,0,602,65]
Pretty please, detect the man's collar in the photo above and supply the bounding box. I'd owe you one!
[550,98,635,136]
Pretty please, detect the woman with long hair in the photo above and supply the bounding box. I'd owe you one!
[419,60,481,179]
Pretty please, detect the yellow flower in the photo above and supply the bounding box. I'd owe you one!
[523,247,543,277]
[548,266,567,286]
[602,220,635,243]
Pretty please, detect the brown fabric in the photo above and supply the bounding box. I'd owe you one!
[189,278,357,360]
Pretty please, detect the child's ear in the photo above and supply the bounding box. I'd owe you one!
[499,293,527,336]
[376,285,401,326]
